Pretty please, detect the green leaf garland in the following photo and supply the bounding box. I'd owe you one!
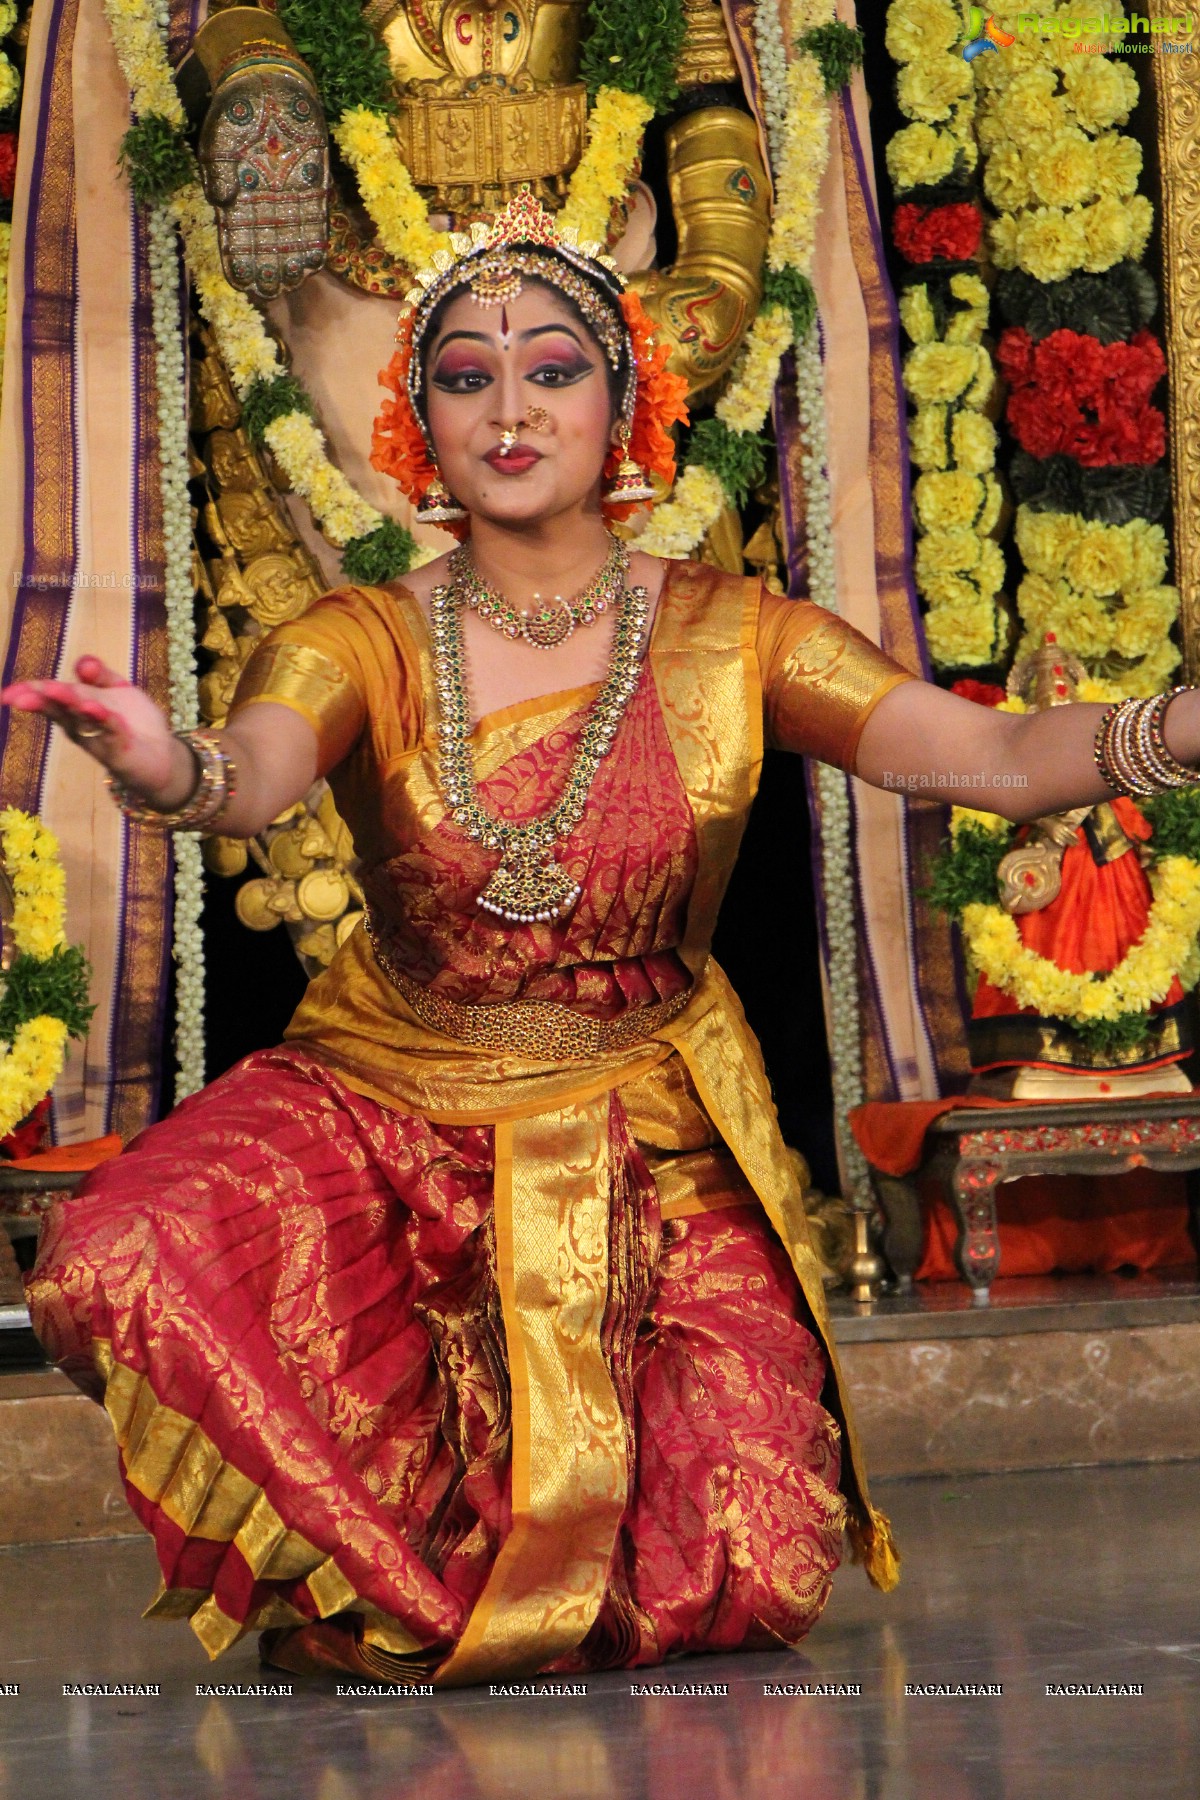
[797,20,864,96]
[925,821,1014,918]
[341,518,418,584]
[684,418,767,512]
[578,0,685,114]
[241,374,317,447]
[274,0,394,121]
[119,116,197,208]
[0,945,95,1047]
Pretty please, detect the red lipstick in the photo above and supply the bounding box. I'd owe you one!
[483,445,543,473]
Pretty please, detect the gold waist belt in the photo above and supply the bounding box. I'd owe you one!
[369,924,691,1060]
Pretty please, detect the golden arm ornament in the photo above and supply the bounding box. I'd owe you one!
[627,0,770,400]
[630,105,770,403]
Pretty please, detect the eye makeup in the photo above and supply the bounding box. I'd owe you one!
[430,346,493,391]
[527,338,596,384]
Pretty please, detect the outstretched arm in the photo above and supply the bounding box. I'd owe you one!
[1,657,319,838]
[855,677,1200,821]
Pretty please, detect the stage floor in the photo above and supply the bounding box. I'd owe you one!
[1,1461,1196,1800]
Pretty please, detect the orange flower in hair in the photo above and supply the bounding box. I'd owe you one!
[372,318,471,541]
[603,289,690,522]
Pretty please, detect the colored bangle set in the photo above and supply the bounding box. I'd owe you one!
[106,730,238,831]
[1092,688,1198,797]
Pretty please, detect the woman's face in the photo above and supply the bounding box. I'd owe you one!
[423,281,616,529]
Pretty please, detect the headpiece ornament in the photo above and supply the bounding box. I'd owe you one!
[370,192,689,536]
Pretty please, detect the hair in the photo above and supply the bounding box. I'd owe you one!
[411,257,633,439]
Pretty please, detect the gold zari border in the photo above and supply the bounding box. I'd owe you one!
[435,1099,628,1684]
[1154,0,1200,679]
[90,1338,419,1660]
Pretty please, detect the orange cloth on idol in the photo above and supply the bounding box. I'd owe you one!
[971,796,1187,1068]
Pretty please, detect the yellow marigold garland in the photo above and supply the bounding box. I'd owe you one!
[558,88,656,244]
[974,21,1176,697]
[331,107,451,271]
[960,856,1200,1026]
[887,0,1003,672]
[943,791,1200,1032]
[0,810,78,1142]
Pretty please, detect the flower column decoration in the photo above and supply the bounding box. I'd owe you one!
[976,22,1180,699]
[885,0,1008,676]
[0,0,20,413]
[736,3,876,1211]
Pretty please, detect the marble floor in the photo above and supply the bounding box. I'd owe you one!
[1,1463,1197,1800]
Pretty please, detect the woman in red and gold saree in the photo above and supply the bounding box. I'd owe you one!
[27,560,911,1684]
[16,190,1182,1691]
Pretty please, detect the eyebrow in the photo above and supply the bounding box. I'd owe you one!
[433,324,590,354]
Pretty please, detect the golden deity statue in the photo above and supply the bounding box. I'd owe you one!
[186,0,770,400]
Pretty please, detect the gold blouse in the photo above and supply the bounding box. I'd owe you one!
[230,564,913,848]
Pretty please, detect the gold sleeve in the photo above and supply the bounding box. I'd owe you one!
[229,590,373,775]
[758,592,919,773]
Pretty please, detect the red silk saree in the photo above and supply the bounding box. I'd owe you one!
[29,561,912,1685]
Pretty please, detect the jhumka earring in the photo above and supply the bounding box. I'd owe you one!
[416,471,467,524]
[603,424,656,505]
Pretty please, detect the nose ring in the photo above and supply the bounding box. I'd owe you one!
[525,405,551,433]
[498,426,520,454]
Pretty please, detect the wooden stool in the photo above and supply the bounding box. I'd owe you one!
[871,1093,1200,1306]
[0,1166,84,1323]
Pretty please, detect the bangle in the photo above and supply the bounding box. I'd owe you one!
[1093,689,1198,797]
[106,730,238,830]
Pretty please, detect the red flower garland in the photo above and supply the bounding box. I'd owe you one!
[951,678,1006,707]
[893,202,983,265]
[996,327,1165,467]
[0,131,16,203]
[371,287,688,534]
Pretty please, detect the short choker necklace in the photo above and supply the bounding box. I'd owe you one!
[430,559,650,925]
[450,533,629,650]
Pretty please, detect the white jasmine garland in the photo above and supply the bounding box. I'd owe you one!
[794,324,871,1208]
[752,0,791,171]
[147,190,206,1101]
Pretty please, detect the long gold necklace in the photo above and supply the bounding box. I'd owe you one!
[430,563,650,925]
[451,533,629,650]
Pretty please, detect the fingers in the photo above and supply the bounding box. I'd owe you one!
[4,678,100,714]
[3,678,111,718]
[0,681,49,711]
[0,679,129,754]
[74,656,131,689]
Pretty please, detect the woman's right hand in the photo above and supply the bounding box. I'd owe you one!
[0,657,196,807]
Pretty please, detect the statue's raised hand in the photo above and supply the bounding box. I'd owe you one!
[0,659,187,804]
[199,45,330,300]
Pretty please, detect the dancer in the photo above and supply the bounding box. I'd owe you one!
[8,197,1200,1685]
